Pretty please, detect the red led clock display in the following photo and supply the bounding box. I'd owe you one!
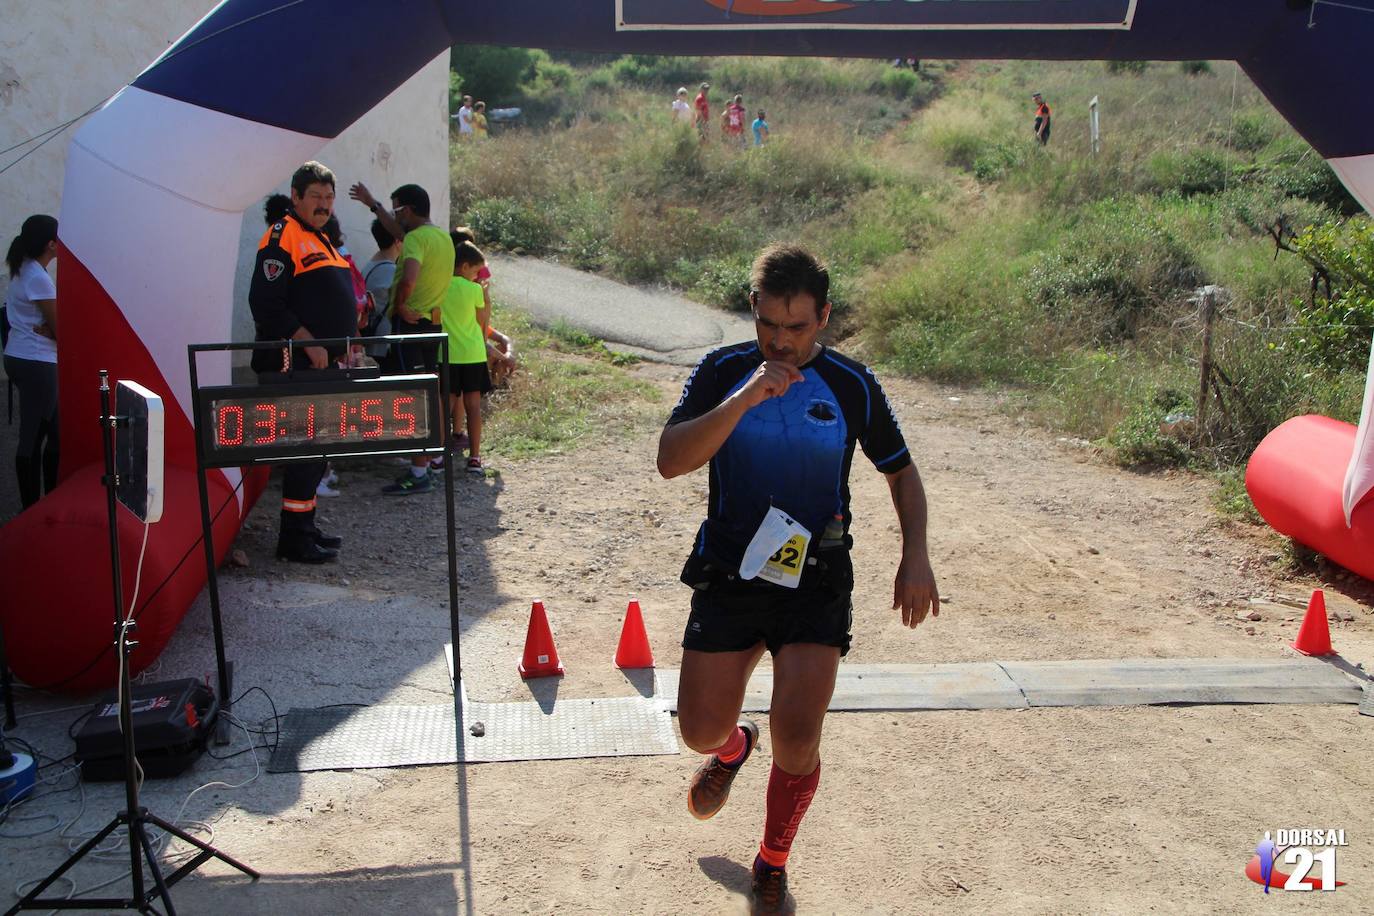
[198,377,441,465]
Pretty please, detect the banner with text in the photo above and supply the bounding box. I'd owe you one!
[616,0,1137,31]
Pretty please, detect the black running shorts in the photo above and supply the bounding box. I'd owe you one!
[680,549,854,657]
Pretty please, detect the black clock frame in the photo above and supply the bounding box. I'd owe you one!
[197,375,443,466]
[187,335,464,742]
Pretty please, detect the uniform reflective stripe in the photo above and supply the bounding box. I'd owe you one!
[282,497,316,512]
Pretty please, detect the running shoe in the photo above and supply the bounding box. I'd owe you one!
[316,482,341,497]
[465,457,486,475]
[429,455,446,472]
[687,718,759,820]
[322,468,339,487]
[382,472,433,495]
[749,858,796,915]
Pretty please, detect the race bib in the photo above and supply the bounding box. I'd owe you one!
[740,505,811,589]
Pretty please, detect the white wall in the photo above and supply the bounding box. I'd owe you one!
[0,1,450,363]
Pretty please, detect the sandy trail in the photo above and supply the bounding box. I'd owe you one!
[2,360,1372,914]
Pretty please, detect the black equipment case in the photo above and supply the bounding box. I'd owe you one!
[74,678,218,781]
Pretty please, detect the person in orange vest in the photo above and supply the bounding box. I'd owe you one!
[248,161,357,562]
[1032,91,1052,145]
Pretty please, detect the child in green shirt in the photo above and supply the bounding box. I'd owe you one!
[441,237,493,474]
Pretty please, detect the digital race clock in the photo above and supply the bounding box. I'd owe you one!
[197,374,443,466]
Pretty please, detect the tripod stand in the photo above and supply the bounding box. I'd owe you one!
[6,371,257,915]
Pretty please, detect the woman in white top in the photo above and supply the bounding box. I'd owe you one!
[672,87,692,125]
[3,214,59,508]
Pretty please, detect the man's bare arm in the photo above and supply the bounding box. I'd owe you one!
[657,361,803,479]
[885,463,940,628]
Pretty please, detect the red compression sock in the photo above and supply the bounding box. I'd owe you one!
[706,726,747,767]
[758,761,821,868]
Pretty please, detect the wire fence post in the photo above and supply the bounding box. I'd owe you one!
[1196,288,1217,441]
[1089,95,1100,155]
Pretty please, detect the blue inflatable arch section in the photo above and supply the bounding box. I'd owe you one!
[4,0,1372,691]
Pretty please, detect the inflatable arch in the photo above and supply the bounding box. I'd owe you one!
[3,0,1373,691]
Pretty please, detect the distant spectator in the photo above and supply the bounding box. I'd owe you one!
[752,109,770,147]
[454,94,474,139]
[360,218,400,360]
[1032,91,1052,145]
[4,214,60,509]
[263,193,291,226]
[672,87,692,125]
[473,101,489,139]
[441,237,494,476]
[694,82,711,142]
[722,93,747,147]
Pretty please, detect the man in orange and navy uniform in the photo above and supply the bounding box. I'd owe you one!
[248,160,357,563]
[1032,91,1052,145]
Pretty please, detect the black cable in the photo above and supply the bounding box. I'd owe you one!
[28,471,250,692]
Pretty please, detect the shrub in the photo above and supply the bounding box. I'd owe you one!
[692,255,753,311]
[610,55,704,89]
[1179,61,1213,76]
[1026,199,1206,342]
[1218,111,1274,153]
[466,197,553,252]
[1107,397,1194,467]
[1255,137,1360,214]
[1143,148,1237,197]
[1288,218,1374,374]
[973,140,1028,183]
[1106,60,1150,75]
[450,45,539,102]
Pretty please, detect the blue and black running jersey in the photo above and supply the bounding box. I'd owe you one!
[668,341,912,575]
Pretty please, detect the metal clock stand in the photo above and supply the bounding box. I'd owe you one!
[186,335,462,739]
[7,371,257,915]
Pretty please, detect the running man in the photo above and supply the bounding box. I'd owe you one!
[657,244,940,914]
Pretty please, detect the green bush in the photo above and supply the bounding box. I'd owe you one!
[692,255,754,311]
[1143,148,1237,197]
[610,55,704,89]
[1106,60,1150,75]
[1219,112,1274,153]
[1107,397,1194,467]
[1289,218,1374,374]
[1026,199,1206,342]
[450,45,539,102]
[466,197,553,252]
[1179,61,1213,76]
[1255,137,1359,214]
[973,140,1028,183]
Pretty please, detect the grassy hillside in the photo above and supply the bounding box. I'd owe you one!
[451,53,1371,496]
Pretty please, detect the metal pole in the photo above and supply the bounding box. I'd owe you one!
[440,340,462,689]
[187,350,233,742]
[1196,289,1217,441]
[98,370,147,903]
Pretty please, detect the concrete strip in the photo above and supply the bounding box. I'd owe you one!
[655,663,1028,713]
[492,254,755,366]
[655,659,1364,712]
[998,657,1363,708]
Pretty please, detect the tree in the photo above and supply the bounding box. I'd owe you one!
[450,45,538,103]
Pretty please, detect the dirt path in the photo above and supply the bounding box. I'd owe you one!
[3,361,1372,913]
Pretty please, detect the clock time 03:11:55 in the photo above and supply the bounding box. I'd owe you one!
[211,392,429,449]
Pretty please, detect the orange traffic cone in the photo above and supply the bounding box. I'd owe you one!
[614,599,655,669]
[1291,589,1334,657]
[518,600,565,679]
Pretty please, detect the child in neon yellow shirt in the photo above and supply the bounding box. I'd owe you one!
[441,236,493,474]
